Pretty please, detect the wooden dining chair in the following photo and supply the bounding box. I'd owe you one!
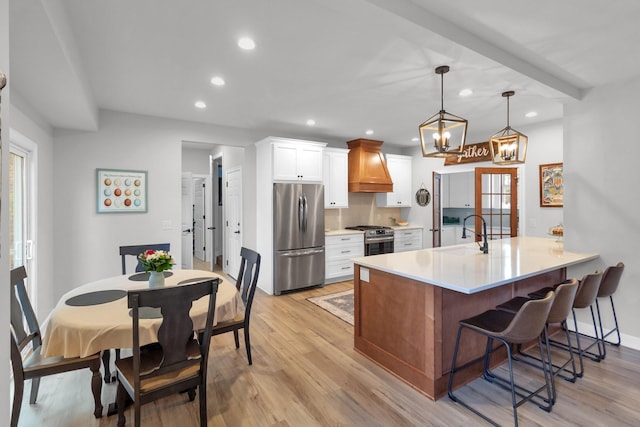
[103,243,171,383]
[119,243,170,274]
[115,278,219,427]
[10,266,103,427]
[210,247,261,365]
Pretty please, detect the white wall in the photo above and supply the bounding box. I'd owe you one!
[518,119,563,237]
[53,110,181,299]
[52,110,256,302]
[564,76,640,346]
[1,0,10,416]
[182,146,212,175]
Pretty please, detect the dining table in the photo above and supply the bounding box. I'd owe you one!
[41,269,244,415]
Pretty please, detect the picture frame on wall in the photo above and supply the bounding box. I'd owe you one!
[539,162,563,207]
[97,168,147,213]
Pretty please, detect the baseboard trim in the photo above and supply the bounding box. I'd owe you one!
[567,318,640,352]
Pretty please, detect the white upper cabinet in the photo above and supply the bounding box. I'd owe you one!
[272,140,324,182]
[323,148,349,208]
[376,154,413,207]
[447,172,475,208]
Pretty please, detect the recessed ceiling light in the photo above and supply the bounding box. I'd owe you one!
[210,76,225,86]
[238,37,256,50]
[459,88,473,97]
[365,130,374,135]
[194,101,206,109]
[306,119,316,126]
[525,111,538,118]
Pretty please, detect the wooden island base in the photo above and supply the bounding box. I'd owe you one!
[353,265,565,400]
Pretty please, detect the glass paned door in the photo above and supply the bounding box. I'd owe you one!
[10,150,26,268]
[475,167,518,240]
[10,141,35,305]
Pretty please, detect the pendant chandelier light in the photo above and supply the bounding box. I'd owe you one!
[489,91,528,165]
[419,65,468,158]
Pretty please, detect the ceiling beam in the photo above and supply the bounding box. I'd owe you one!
[364,0,582,100]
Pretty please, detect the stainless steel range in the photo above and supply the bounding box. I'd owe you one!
[345,225,394,256]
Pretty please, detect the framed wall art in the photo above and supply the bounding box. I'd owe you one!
[539,162,563,207]
[97,168,147,213]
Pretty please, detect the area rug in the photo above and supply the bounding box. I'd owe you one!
[307,289,354,325]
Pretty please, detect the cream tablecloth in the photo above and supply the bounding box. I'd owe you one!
[42,269,243,358]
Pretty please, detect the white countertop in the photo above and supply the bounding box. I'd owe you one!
[325,229,364,236]
[326,226,422,235]
[390,225,423,230]
[352,236,598,294]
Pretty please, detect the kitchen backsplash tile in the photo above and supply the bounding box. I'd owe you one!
[325,192,401,230]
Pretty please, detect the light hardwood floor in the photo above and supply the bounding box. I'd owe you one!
[14,281,640,426]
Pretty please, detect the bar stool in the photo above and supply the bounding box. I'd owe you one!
[593,262,624,359]
[448,291,555,427]
[496,278,579,404]
[532,271,603,376]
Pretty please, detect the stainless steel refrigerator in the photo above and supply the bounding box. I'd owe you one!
[273,183,325,295]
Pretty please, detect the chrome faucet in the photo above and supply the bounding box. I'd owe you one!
[462,214,489,254]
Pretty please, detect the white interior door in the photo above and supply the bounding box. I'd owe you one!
[225,167,242,278]
[213,157,223,267]
[204,161,214,270]
[181,172,194,269]
[193,177,206,260]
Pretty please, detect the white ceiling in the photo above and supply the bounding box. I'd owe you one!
[9,0,640,147]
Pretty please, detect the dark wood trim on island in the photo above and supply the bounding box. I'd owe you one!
[352,237,598,400]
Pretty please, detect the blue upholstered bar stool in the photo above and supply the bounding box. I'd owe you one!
[448,291,555,427]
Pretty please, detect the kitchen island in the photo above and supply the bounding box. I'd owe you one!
[351,236,598,400]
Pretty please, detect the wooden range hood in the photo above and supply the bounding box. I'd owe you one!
[347,138,393,193]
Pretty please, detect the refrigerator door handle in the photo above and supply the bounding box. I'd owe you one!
[302,194,308,232]
[298,195,304,232]
[279,248,324,257]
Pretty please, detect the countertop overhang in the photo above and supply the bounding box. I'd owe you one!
[352,236,599,294]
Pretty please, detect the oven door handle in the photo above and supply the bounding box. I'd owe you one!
[365,237,394,243]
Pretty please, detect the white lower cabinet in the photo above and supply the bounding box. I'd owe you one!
[325,233,364,282]
[394,228,423,252]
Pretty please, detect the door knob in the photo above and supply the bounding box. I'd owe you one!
[207,227,216,230]
[183,229,191,233]
[233,230,241,234]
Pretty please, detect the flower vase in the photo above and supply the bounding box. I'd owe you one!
[148,271,165,288]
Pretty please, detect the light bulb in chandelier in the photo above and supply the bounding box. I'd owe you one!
[499,140,517,161]
[432,131,451,151]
